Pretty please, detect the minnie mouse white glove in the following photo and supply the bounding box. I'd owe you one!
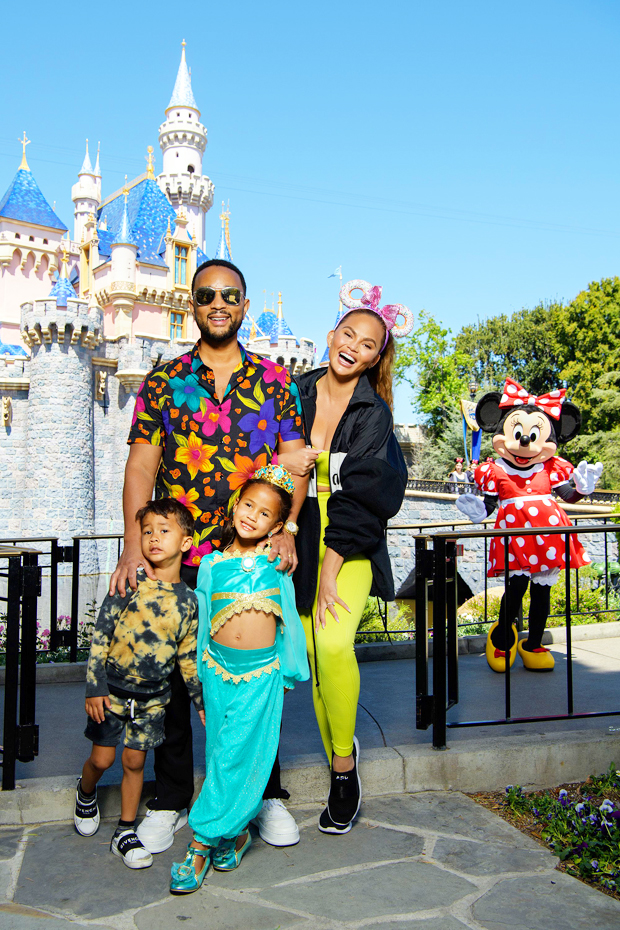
[456,493,487,524]
[572,461,603,495]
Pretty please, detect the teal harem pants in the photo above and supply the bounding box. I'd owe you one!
[188,640,284,847]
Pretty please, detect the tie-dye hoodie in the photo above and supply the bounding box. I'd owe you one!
[85,574,203,711]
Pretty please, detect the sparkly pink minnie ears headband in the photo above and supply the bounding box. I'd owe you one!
[338,279,414,351]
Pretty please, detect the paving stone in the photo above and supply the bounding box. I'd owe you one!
[136,888,308,930]
[363,919,470,930]
[0,827,23,860]
[262,860,476,921]
[432,836,556,875]
[362,792,540,847]
[203,819,424,892]
[0,903,108,929]
[473,872,620,929]
[13,823,177,919]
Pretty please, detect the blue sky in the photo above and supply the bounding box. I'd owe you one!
[2,0,620,420]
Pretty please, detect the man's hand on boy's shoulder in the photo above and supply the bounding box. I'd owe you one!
[109,542,157,598]
[85,695,111,724]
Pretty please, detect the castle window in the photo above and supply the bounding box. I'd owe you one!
[188,165,195,174]
[15,233,20,239]
[43,239,48,244]
[174,245,188,285]
[170,311,184,341]
[29,236,34,241]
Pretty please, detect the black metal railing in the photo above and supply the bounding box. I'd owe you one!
[0,537,73,651]
[0,546,42,790]
[415,523,620,750]
[406,477,620,506]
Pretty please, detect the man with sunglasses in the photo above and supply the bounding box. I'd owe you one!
[110,258,308,854]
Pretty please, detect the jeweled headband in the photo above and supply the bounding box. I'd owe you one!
[253,464,295,496]
[339,279,414,350]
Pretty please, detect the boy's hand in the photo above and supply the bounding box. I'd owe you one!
[85,695,111,724]
[198,709,206,727]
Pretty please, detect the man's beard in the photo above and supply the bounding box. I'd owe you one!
[195,312,244,345]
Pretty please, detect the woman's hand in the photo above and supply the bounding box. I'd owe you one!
[316,548,349,631]
[277,446,323,477]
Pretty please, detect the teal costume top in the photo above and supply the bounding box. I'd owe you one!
[195,547,310,691]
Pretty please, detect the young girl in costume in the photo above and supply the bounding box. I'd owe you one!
[169,465,309,894]
[278,279,409,835]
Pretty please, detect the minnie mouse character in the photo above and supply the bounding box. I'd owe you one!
[456,377,603,672]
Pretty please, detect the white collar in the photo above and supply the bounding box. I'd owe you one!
[495,458,545,478]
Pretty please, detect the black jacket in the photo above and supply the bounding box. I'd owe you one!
[293,368,407,609]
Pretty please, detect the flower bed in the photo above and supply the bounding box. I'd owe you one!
[0,605,96,666]
[472,764,620,900]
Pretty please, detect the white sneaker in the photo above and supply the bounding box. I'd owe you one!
[252,798,300,847]
[73,780,100,837]
[111,829,153,869]
[136,808,188,854]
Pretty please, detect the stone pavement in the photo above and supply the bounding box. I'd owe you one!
[2,793,620,930]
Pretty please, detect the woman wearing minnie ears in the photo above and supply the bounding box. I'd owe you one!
[278,280,409,834]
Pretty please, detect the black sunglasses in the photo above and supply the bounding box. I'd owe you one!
[193,286,244,307]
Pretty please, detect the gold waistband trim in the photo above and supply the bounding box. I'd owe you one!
[202,652,281,685]
[211,594,282,635]
[211,587,280,600]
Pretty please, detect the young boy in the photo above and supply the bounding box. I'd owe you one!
[74,498,205,869]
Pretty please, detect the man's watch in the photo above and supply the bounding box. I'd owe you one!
[283,521,299,537]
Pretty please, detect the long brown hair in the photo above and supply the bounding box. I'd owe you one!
[335,310,395,410]
[220,478,293,550]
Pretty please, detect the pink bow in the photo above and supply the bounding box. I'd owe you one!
[499,377,566,420]
[361,287,399,332]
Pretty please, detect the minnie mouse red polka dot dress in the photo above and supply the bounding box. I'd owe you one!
[474,457,591,578]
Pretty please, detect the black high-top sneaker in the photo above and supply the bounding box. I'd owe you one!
[319,737,361,835]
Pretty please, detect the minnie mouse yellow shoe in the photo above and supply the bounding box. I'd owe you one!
[517,640,555,671]
[485,621,518,673]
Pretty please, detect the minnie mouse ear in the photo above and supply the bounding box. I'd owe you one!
[556,402,581,443]
[475,393,503,433]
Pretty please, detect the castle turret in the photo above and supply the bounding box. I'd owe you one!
[109,185,137,338]
[72,140,101,242]
[19,246,103,561]
[157,41,214,251]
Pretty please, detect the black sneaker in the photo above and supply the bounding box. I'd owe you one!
[74,778,100,837]
[323,736,361,831]
[318,806,353,835]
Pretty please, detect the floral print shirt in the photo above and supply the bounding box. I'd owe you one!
[128,342,304,565]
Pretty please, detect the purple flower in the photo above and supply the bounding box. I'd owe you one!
[279,417,302,444]
[559,789,568,798]
[162,409,174,435]
[591,859,600,870]
[238,399,278,454]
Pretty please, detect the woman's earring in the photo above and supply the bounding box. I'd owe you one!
[268,530,273,538]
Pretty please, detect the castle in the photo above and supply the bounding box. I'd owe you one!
[0,44,317,558]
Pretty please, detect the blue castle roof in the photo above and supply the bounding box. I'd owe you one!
[48,271,77,308]
[97,178,176,267]
[255,309,277,339]
[0,168,67,231]
[238,315,265,344]
[0,341,28,358]
[168,44,198,111]
[214,225,231,261]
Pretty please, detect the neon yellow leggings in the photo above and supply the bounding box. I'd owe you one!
[299,490,373,760]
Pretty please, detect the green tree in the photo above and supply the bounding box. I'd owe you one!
[454,302,564,395]
[557,278,620,433]
[411,405,495,479]
[394,310,471,436]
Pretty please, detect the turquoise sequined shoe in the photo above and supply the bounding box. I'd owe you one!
[170,844,211,895]
[212,831,251,871]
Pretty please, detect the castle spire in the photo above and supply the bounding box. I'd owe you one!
[18,132,30,171]
[214,203,231,261]
[79,139,94,176]
[94,142,101,178]
[146,145,155,180]
[167,39,198,112]
[112,180,136,246]
[277,292,283,319]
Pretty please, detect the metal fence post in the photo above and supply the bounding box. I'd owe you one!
[70,538,80,663]
[446,539,459,708]
[1,554,22,790]
[432,536,447,750]
[415,536,432,729]
[18,551,41,763]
